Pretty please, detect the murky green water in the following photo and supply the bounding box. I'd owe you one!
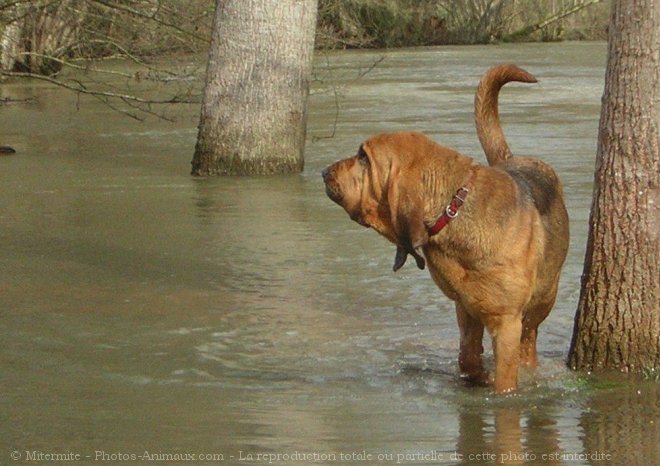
[1,42,658,465]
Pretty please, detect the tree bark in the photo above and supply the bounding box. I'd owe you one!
[191,0,318,176]
[568,0,660,373]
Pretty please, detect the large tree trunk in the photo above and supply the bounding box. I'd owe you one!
[191,0,318,176]
[568,0,659,373]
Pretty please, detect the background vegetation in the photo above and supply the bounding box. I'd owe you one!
[316,0,610,48]
[0,0,213,75]
[1,0,610,76]
[0,0,610,120]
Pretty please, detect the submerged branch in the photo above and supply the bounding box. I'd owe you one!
[1,67,200,121]
[1,69,200,104]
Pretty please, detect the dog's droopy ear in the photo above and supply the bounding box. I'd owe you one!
[393,246,426,272]
[387,164,429,272]
[393,209,429,272]
[411,250,426,269]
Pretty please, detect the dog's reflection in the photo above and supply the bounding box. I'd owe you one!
[454,405,562,465]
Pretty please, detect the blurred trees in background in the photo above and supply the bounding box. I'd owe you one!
[0,0,610,120]
[0,0,213,119]
[1,0,611,75]
[316,0,610,48]
[0,0,212,74]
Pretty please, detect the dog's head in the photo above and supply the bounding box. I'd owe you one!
[323,132,455,269]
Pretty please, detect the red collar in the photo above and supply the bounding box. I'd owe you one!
[428,169,476,236]
[428,186,470,235]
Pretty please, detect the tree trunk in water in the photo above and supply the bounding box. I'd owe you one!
[191,0,318,176]
[568,0,660,373]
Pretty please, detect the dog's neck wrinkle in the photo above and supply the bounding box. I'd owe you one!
[422,162,491,263]
[422,157,478,219]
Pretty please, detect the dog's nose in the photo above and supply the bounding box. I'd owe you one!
[321,167,330,181]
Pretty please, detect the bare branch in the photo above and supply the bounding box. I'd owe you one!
[356,55,385,79]
[87,0,210,44]
[15,51,135,78]
[311,54,385,141]
[0,69,201,105]
[0,95,36,105]
[505,0,605,40]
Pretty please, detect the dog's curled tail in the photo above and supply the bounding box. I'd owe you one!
[474,64,537,166]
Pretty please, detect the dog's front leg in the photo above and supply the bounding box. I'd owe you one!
[456,304,488,385]
[491,314,522,394]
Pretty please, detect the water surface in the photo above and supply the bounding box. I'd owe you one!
[1,42,658,465]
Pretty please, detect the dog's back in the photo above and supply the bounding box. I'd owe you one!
[475,64,569,304]
[500,158,563,217]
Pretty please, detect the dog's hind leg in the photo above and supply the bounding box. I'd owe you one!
[519,327,540,368]
[520,304,554,368]
[520,289,558,368]
[492,314,523,394]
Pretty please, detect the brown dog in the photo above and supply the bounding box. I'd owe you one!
[322,64,569,393]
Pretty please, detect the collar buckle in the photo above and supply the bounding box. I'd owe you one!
[428,183,473,236]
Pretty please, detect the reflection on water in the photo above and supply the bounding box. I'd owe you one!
[1,42,658,465]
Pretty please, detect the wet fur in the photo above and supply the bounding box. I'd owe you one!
[322,64,569,394]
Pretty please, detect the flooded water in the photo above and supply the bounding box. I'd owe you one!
[1,42,658,465]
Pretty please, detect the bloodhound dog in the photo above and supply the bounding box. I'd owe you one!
[322,64,569,394]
